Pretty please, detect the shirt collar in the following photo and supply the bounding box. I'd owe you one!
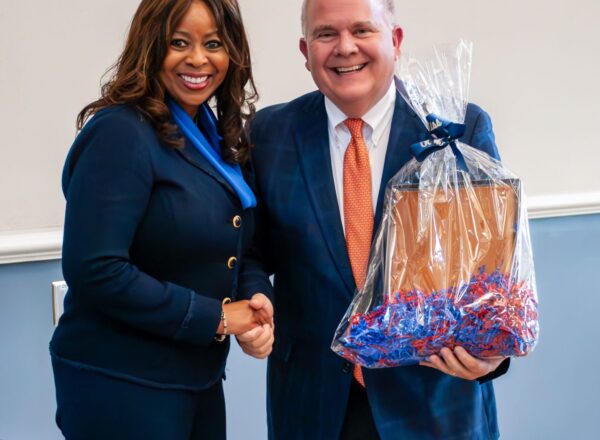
[324,80,396,149]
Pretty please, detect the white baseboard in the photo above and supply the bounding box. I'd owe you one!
[527,192,600,219]
[0,228,62,265]
[0,192,599,264]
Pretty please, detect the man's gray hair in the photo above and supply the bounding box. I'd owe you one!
[301,0,396,36]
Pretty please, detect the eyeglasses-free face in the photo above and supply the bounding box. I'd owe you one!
[300,0,403,118]
[160,0,230,118]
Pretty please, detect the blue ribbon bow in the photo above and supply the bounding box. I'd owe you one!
[168,99,256,209]
[410,114,469,172]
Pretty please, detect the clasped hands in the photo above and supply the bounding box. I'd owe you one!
[217,293,274,359]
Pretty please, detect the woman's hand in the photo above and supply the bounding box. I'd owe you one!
[419,346,506,381]
[216,299,267,336]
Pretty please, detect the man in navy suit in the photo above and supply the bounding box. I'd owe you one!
[238,0,510,438]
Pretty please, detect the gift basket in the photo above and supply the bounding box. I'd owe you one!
[332,41,539,368]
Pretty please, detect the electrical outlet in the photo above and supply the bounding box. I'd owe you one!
[52,281,68,327]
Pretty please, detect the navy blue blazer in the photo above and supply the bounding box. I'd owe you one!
[50,106,254,390]
[243,90,508,439]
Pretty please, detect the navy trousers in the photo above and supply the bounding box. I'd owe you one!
[52,358,226,440]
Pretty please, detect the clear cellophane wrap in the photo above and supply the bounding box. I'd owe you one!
[332,41,539,368]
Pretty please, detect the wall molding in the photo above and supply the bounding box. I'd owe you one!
[527,192,600,219]
[0,228,62,265]
[0,192,599,264]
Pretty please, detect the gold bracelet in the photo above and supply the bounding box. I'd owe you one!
[215,297,232,342]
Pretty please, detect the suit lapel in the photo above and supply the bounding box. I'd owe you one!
[374,91,426,229]
[293,94,356,296]
[292,91,428,297]
[176,140,235,194]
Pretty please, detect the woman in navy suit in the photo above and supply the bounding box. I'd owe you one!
[50,1,273,438]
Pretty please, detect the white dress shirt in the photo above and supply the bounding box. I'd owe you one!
[324,81,396,232]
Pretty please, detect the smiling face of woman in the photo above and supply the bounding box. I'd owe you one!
[160,0,230,117]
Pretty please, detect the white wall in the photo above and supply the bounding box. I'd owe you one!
[1,0,599,234]
[396,0,600,198]
[0,0,140,233]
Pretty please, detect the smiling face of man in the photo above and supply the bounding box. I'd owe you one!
[299,0,403,118]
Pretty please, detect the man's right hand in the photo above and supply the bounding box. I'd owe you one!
[236,323,275,359]
[236,293,275,359]
[248,293,274,327]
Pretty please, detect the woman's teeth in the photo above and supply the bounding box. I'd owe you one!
[180,75,208,84]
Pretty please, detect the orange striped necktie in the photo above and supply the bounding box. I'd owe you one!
[343,118,373,387]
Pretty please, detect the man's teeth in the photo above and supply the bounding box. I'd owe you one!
[181,75,208,84]
[336,64,365,73]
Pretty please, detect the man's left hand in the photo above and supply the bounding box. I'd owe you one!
[419,346,506,381]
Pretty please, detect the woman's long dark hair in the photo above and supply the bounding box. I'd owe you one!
[78,0,257,164]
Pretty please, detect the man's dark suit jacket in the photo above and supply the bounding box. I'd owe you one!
[51,106,255,390]
[240,89,509,440]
